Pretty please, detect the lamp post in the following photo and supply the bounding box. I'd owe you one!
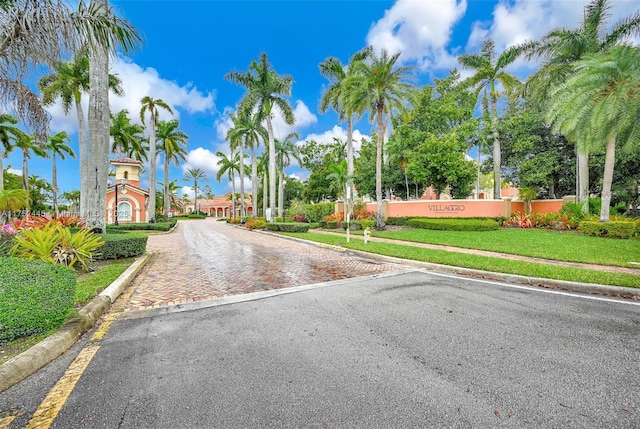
[115,177,127,225]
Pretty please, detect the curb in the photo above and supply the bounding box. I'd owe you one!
[0,252,152,394]
[265,229,640,299]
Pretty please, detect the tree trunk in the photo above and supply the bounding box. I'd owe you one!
[239,138,245,219]
[490,95,501,200]
[578,150,589,213]
[375,104,384,230]
[251,146,258,218]
[278,169,284,218]
[346,115,354,216]
[75,98,88,218]
[52,154,59,217]
[21,150,28,191]
[599,137,615,222]
[163,156,170,217]
[148,114,157,222]
[231,174,236,219]
[262,168,268,218]
[86,0,110,233]
[0,151,4,192]
[266,115,276,222]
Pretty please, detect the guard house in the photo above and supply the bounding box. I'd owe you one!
[106,158,149,224]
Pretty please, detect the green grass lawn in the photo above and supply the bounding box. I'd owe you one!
[284,232,640,289]
[367,228,640,267]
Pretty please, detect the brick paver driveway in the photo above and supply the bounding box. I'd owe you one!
[122,219,402,311]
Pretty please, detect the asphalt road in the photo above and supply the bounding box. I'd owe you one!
[3,269,638,428]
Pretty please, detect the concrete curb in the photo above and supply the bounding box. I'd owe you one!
[0,252,152,394]
[265,229,640,299]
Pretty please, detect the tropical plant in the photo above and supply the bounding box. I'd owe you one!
[216,149,247,219]
[516,0,640,210]
[275,132,301,218]
[14,133,46,191]
[45,131,75,217]
[140,96,173,222]
[10,222,104,271]
[546,45,640,222]
[226,53,295,221]
[0,189,30,224]
[156,119,188,217]
[110,109,145,159]
[346,47,415,229]
[518,186,539,214]
[458,39,520,201]
[184,167,206,214]
[0,113,25,192]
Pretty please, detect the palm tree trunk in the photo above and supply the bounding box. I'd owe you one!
[0,151,4,192]
[21,150,28,190]
[86,0,110,233]
[76,99,88,217]
[52,154,59,217]
[491,96,501,200]
[262,169,268,218]
[266,115,276,222]
[239,138,245,219]
[346,115,354,216]
[578,150,589,213]
[251,146,257,218]
[375,104,384,229]
[278,169,284,218]
[163,157,170,217]
[231,174,236,219]
[599,137,615,222]
[148,115,157,222]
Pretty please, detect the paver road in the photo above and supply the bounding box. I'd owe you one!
[124,219,402,310]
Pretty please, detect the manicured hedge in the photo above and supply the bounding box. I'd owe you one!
[96,233,148,260]
[107,221,174,232]
[0,258,76,343]
[0,237,14,257]
[407,218,499,231]
[579,221,638,239]
[387,216,507,226]
[265,222,309,232]
[304,203,335,223]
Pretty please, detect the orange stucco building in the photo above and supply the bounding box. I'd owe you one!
[106,158,149,224]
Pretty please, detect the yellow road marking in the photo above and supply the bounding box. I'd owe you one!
[0,414,17,429]
[25,312,119,429]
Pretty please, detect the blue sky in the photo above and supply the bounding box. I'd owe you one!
[8,0,638,200]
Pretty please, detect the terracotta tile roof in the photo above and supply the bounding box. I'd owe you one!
[110,157,143,165]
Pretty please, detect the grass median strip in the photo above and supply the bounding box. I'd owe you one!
[283,232,640,289]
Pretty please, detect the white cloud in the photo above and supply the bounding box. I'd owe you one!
[271,100,317,140]
[366,0,467,70]
[181,186,194,198]
[299,125,370,152]
[47,57,216,134]
[183,147,221,180]
[8,167,21,176]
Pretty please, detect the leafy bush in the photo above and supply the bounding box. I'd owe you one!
[325,221,338,229]
[229,217,241,224]
[11,223,104,271]
[188,213,206,219]
[0,224,17,257]
[386,217,413,226]
[0,258,76,343]
[96,233,148,260]
[360,219,375,230]
[407,218,499,231]
[353,202,374,220]
[107,221,174,232]
[245,218,267,230]
[578,221,637,239]
[344,220,362,230]
[265,222,309,232]
[304,202,335,222]
[293,215,307,223]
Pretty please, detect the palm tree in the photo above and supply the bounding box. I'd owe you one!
[0,114,25,192]
[0,0,140,140]
[110,109,145,158]
[226,53,295,222]
[0,189,30,224]
[319,47,371,215]
[517,0,640,211]
[274,132,301,218]
[326,159,351,221]
[156,119,188,217]
[457,39,520,200]
[347,48,415,229]
[546,45,640,222]
[14,133,46,191]
[184,167,206,214]
[216,149,247,219]
[46,131,75,217]
[61,189,81,215]
[157,179,183,216]
[140,96,173,222]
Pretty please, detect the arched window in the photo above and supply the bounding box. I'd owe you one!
[118,201,132,221]
[124,171,129,179]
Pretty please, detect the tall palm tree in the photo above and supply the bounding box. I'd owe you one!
[183,167,206,214]
[110,109,145,158]
[319,47,371,215]
[216,149,247,219]
[156,119,188,217]
[457,39,520,200]
[547,45,640,222]
[517,0,640,211]
[61,189,81,215]
[274,132,301,218]
[46,131,75,217]
[0,0,140,140]
[140,96,173,222]
[0,114,25,192]
[347,48,415,229]
[225,53,295,222]
[14,133,46,191]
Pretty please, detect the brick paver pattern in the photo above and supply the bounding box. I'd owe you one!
[121,219,401,311]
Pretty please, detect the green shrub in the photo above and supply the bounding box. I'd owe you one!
[360,219,375,230]
[246,219,267,230]
[344,220,362,230]
[304,202,335,222]
[96,233,148,260]
[325,221,338,229]
[265,222,309,232]
[579,221,637,239]
[386,217,412,226]
[106,221,174,232]
[407,218,499,231]
[188,213,206,219]
[307,222,320,229]
[0,258,76,343]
